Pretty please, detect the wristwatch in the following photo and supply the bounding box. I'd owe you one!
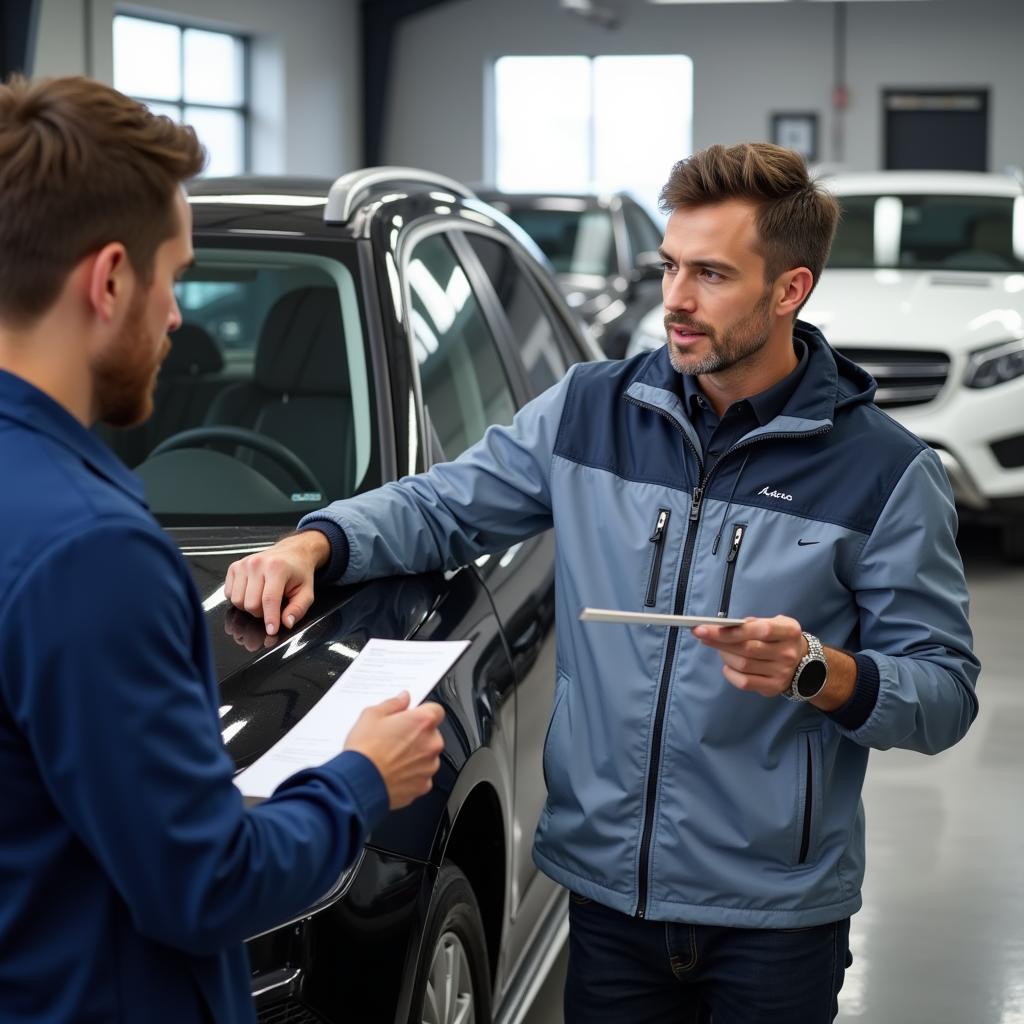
[784,633,829,702]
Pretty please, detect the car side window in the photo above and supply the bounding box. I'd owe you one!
[463,233,571,395]
[407,233,517,461]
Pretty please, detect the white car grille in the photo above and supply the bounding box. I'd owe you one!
[834,347,951,409]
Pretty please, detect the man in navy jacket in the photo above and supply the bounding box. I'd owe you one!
[0,76,445,1023]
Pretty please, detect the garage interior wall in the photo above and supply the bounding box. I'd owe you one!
[31,0,361,176]
[28,0,1024,184]
[384,0,1024,185]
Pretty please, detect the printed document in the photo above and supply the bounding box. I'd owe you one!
[234,638,469,798]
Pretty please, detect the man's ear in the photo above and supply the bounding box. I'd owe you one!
[775,266,814,318]
[84,242,132,324]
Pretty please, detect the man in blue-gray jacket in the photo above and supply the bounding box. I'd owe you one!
[0,76,445,1024]
[226,143,980,1022]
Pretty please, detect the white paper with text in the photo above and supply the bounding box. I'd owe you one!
[233,638,469,798]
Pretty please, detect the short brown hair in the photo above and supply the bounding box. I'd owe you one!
[660,143,839,293]
[0,75,205,326]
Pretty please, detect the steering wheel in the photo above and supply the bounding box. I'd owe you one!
[149,426,328,497]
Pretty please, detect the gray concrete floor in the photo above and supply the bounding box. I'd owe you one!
[524,524,1024,1024]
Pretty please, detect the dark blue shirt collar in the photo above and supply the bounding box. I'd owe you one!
[681,337,809,426]
[0,369,148,507]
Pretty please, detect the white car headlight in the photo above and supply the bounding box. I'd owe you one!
[964,338,1024,389]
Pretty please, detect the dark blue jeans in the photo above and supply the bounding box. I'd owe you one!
[564,893,851,1024]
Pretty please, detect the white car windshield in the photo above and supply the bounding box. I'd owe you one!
[828,193,1024,274]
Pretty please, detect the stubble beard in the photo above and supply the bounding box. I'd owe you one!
[665,288,775,378]
[93,290,172,428]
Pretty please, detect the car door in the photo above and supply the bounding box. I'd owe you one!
[451,229,579,973]
[400,222,576,985]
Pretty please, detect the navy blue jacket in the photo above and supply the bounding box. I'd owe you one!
[0,371,388,1023]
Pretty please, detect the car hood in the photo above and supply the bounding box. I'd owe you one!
[166,526,440,773]
[803,269,1024,353]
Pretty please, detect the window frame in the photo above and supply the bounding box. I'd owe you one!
[113,11,251,174]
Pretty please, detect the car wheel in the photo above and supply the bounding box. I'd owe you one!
[999,520,1024,563]
[409,861,491,1024]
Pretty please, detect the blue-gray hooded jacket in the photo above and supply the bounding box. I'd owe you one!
[301,322,980,929]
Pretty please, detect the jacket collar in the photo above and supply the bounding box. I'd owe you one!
[625,320,875,438]
[0,369,148,507]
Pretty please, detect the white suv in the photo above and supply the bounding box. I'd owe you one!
[628,171,1024,560]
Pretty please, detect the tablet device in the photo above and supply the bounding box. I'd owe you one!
[579,607,747,628]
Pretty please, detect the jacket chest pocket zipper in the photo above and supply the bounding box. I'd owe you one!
[644,508,672,607]
[717,523,747,617]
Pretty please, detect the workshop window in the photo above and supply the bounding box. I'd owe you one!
[493,54,692,219]
[113,14,249,176]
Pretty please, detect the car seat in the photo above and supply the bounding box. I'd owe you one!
[152,322,225,443]
[203,286,355,499]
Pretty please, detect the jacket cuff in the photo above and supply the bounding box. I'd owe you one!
[323,750,390,833]
[297,522,350,582]
[825,653,880,731]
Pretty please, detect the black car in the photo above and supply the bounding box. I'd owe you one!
[94,168,601,1024]
[476,189,665,358]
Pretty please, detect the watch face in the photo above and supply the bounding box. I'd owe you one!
[797,660,828,698]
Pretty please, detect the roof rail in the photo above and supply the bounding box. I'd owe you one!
[324,166,475,223]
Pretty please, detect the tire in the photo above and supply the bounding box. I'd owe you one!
[999,520,1024,563]
[408,861,492,1024]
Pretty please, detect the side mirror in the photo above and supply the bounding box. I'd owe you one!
[633,250,664,281]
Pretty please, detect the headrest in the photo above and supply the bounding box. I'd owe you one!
[254,287,349,395]
[162,323,224,376]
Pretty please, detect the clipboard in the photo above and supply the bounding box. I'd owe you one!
[579,607,746,628]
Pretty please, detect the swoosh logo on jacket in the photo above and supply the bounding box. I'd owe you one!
[797,539,820,546]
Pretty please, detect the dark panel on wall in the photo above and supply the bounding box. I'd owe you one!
[0,0,40,79]
[884,89,989,172]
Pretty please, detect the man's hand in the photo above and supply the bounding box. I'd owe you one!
[224,530,331,636]
[345,692,446,809]
[693,616,805,698]
[693,615,856,709]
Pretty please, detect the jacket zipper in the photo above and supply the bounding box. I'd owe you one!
[798,737,814,864]
[717,524,747,617]
[636,477,705,918]
[630,479,704,921]
[623,397,705,919]
[625,395,830,918]
[644,508,672,607]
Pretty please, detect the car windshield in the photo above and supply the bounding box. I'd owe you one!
[95,246,378,526]
[828,193,1024,273]
[504,207,616,277]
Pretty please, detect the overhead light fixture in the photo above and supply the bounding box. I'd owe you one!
[561,0,619,27]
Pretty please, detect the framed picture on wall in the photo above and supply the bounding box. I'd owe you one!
[770,112,819,162]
